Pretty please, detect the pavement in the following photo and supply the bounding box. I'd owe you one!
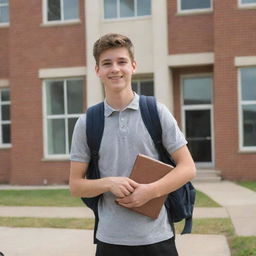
[0,181,255,256]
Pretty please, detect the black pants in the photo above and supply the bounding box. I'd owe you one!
[95,238,179,256]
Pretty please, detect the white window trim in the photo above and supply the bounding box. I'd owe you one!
[102,0,151,21]
[177,0,213,14]
[180,73,215,167]
[238,0,256,8]
[42,78,83,160]
[132,78,154,95]
[238,68,256,152]
[42,0,80,25]
[0,88,11,148]
[0,1,9,25]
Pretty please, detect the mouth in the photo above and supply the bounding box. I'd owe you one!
[108,75,123,80]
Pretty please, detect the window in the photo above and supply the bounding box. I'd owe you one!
[132,80,154,96]
[239,67,256,150]
[44,78,83,157]
[45,0,79,23]
[178,0,212,13]
[104,0,151,19]
[239,0,256,7]
[0,88,11,147]
[0,0,9,24]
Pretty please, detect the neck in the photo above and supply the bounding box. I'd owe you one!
[105,89,134,110]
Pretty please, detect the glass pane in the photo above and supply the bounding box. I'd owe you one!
[0,0,8,4]
[241,67,256,101]
[242,0,256,3]
[1,104,10,120]
[104,0,117,19]
[46,81,64,115]
[137,0,151,16]
[243,105,256,147]
[120,0,134,17]
[183,77,212,105]
[47,0,61,21]
[185,110,211,138]
[2,124,10,144]
[47,119,66,154]
[67,80,83,114]
[181,0,211,10]
[140,81,154,96]
[68,118,78,151]
[0,6,9,23]
[1,89,10,101]
[187,140,211,162]
[63,0,79,20]
[132,81,138,93]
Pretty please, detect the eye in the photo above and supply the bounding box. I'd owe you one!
[119,60,128,65]
[102,62,111,66]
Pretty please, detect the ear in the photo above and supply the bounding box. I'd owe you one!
[132,61,137,74]
[95,65,100,77]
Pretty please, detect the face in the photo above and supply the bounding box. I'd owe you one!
[95,47,136,94]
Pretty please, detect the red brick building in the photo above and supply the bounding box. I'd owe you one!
[0,0,255,184]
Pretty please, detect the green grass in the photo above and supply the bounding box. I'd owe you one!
[230,236,256,256]
[0,216,94,229]
[0,189,83,207]
[194,190,221,207]
[237,181,256,192]
[0,189,219,207]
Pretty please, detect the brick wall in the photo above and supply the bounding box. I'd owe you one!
[214,0,256,180]
[8,0,86,184]
[167,0,214,54]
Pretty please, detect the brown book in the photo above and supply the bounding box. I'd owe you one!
[127,154,174,219]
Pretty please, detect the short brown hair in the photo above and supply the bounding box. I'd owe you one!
[93,33,134,65]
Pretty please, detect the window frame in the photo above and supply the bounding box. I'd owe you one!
[0,0,9,26]
[0,88,11,148]
[43,0,80,25]
[103,0,151,20]
[42,77,84,160]
[238,0,256,8]
[238,67,256,152]
[132,79,154,96]
[177,0,213,14]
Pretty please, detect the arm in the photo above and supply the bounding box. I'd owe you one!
[69,161,138,198]
[116,145,196,208]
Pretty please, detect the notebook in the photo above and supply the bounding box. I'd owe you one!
[125,154,174,219]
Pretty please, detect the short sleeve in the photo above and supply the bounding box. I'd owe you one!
[70,114,91,162]
[157,102,187,154]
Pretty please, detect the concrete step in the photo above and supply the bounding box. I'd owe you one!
[193,169,222,182]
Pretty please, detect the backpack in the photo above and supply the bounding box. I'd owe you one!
[81,95,196,243]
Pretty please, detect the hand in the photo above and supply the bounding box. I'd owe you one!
[116,183,155,208]
[107,177,138,198]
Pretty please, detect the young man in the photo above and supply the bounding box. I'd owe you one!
[69,33,196,256]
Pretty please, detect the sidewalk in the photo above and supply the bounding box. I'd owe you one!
[1,180,255,255]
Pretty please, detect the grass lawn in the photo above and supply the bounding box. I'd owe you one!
[0,189,84,207]
[237,181,256,192]
[0,189,219,207]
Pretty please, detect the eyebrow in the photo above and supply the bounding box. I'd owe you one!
[100,57,129,63]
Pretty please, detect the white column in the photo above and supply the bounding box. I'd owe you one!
[152,0,173,112]
[85,0,104,107]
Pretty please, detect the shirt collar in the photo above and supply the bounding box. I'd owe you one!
[104,92,139,117]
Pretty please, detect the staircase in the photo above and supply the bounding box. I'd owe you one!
[193,169,222,182]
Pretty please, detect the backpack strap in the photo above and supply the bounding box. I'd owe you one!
[139,95,176,166]
[139,95,193,235]
[81,101,105,244]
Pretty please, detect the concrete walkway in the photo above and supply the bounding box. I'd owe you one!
[195,181,256,236]
[1,180,255,256]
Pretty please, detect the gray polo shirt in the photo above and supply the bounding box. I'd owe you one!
[70,93,187,246]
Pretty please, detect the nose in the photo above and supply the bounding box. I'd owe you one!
[110,62,120,73]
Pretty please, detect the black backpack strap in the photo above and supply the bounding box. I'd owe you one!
[81,101,105,244]
[139,95,193,235]
[139,95,176,166]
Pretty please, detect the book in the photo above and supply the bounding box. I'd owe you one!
[126,154,174,219]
